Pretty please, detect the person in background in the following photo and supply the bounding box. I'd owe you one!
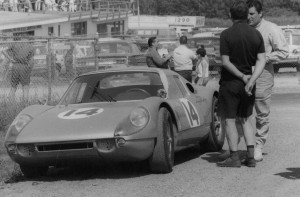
[146,37,172,69]
[194,46,210,86]
[247,0,289,162]
[8,39,35,102]
[173,35,197,82]
[216,0,265,168]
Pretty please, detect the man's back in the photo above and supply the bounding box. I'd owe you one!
[220,22,264,81]
[173,45,196,71]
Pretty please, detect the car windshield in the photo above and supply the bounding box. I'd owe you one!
[59,71,164,104]
[97,42,140,54]
[85,42,141,56]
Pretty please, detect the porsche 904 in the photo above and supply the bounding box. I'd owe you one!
[5,68,224,178]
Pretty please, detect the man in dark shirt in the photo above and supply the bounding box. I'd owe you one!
[8,40,35,102]
[146,37,172,68]
[217,1,266,168]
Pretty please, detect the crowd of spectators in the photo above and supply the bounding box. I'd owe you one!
[0,0,97,12]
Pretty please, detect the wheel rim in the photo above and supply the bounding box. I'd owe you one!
[213,100,224,143]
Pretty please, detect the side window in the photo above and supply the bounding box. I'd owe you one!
[173,75,189,97]
[166,75,183,99]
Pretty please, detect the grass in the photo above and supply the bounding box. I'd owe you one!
[0,94,62,184]
[0,132,23,184]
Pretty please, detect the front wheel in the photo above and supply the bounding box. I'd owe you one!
[149,108,174,173]
[20,165,48,178]
[202,96,225,152]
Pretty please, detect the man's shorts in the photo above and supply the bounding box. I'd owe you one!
[10,63,32,88]
[217,80,255,119]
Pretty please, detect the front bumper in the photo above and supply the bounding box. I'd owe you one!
[6,138,155,166]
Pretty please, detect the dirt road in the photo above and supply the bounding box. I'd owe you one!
[1,86,300,197]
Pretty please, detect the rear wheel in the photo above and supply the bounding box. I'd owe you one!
[149,108,174,173]
[20,165,48,178]
[203,96,225,152]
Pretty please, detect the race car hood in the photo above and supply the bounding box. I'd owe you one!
[16,102,140,143]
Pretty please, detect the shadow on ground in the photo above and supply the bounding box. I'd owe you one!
[4,146,207,183]
[202,150,248,163]
[274,168,300,180]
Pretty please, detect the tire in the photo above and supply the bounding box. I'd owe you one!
[149,108,174,173]
[20,165,48,178]
[203,96,225,152]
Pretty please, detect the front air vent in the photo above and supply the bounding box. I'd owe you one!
[37,142,93,152]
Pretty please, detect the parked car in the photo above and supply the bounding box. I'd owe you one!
[76,38,145,74]
[273,30,300,73]
[5,67,224,178]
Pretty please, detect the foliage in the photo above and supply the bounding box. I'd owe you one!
[139,0,300,18]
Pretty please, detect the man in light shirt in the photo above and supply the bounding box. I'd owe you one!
[173,35,197,82]
[247,0,289,162]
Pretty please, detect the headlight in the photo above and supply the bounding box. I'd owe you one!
[115,107,150,137]
[130,107,149,127]
[14,114,32,133]
[5,114,33,144]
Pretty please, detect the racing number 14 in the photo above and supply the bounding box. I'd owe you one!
[180,98,200,127]
[64,108,100,117]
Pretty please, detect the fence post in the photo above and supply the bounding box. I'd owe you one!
[94,38,99,71]
[46,38,53,104]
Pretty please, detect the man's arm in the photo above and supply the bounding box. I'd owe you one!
[267,26,289,63]
[221,55,250,83]
[245,52,266,95]
[151,50,170,68]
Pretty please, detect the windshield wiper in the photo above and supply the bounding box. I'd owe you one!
[89,81,116,102]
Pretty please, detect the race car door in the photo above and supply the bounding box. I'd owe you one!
[172,75,211,145]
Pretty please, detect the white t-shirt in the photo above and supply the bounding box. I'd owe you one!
[196,56,209,77]
[173,45,197,71]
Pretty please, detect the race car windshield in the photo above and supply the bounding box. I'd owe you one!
[59,71,164,104]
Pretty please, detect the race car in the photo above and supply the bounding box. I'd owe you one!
[5,67,224,178]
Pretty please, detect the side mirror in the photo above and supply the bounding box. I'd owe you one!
[157,89,167,99]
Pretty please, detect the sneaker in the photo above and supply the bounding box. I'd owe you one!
[242,157,256,167]
[254,147,263,162]
[217,157,241,168]
[217,150,230,161]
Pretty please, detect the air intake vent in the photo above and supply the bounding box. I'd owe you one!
[37,142,93,151]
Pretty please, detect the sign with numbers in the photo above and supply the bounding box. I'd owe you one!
[58,108,104,120]
[179,98,200,128]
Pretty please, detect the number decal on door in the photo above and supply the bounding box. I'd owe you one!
[179,98,200,127]
[58,108,104,119]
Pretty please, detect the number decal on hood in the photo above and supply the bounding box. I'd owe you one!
[58,108,104,119]
[179,98,200,128]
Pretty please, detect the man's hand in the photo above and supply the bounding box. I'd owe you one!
[242,74,251,84]
[245,80,255,96]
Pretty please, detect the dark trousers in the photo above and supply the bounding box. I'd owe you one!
[175,70,193,82]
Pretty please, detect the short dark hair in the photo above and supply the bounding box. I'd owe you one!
[179,35,188,45]
[230,1,248,20]
[246,0,263,14]
[196,47,206,57]
[148,37,157,47]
